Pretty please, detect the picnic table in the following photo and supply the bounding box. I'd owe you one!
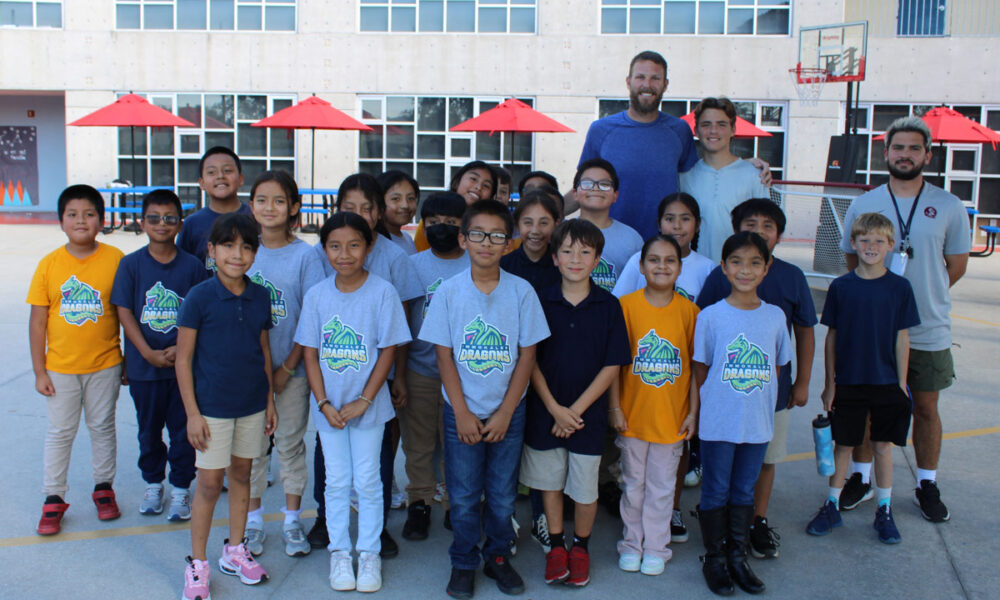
[299,188,338,233]
[97,186,191,234]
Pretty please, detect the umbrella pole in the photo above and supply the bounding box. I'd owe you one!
[124,126,141,233]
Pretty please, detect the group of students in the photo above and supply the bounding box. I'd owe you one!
[27,98,923,600]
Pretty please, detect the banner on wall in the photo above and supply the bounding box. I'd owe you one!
[1,126,39,207]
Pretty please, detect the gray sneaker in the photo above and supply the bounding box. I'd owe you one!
[245,524,266,556]
[167,488,191,521]
[139,483,164,515]
[283,521,311,557]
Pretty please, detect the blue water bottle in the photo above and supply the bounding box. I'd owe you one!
[812,413,835,477]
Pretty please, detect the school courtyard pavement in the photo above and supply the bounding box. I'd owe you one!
[0,222,997,600]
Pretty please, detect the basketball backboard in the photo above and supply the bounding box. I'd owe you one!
[797,21,868,83]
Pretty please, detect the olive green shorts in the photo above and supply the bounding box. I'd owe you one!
[908,348,955,393]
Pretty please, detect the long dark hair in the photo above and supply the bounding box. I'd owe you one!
[336,172,391,240]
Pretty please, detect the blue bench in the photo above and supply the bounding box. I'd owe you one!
[971,225,1000,258]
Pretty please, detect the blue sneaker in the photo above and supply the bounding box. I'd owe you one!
[806,500,842,536]
[874,505,901,544]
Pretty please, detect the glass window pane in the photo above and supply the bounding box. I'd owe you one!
[761,105,782,127]
[504,132,531,162]
[872,104,908,131]
[181,134,201,154]
[476,132,500,161]
[417,97,446,131]
[178,94,202,127]
[270,129,294,157]
[387,125,414,159]
[205,94,234,128]
[510,7,532,32]
[387,97,415,122]
[386,162,413,176]
[265,5,294,30]
[360,6,388,30]
[446,0,473,32]
[629,7,659,33]
[756,8,788,35]
[238,95,267,121]
[599,99,629,119]
[417,162,445,188]
[980,147,1000,175]
[870,139,886,171]
[731,138,753,159]
[954,105,981,122]
[734,101,755,123]
[601,7,626,33]
[663,1,694,33]
[478,7,505,32]
[238,123,267,156]
[240,160,266,193]
[272,98,292,114]
[360,126,384,159]
[238,5,261,29]
[757,132,784,168]
[151,127,174,156]
[952,150,976,171]
[119,159,148,186]
[36,2,61,27]
[209,0,233,29]
[698,1,723,33]
[912,104,934,117]
[205,131,234,150]
[270,160,294,179]
[979,179,1000,213]
[144,5,173,29]
[450,137,471,157]
[116,4,140,28]
[178,0,207,29]
[359,161,383,177]
[949,180,973,202]
[0,2,33,26]
[362,99,382,120]
[179,159,201,183]
[119,127,147,155]
[391,6,415,31]
[150,159,174,186]
[727,8,753,34]
[986,110,1000,131]
[419,0,443,31]
[660,100,686,118]
[417,134,445,159]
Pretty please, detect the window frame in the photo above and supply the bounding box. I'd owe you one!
[114,0,297,32]
[598,0,791,36]
[0,1,62,28]
[357,0,537,34]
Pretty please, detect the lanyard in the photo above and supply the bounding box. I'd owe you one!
[886,181,924,248]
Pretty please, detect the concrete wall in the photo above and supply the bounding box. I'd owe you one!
[0,94,67,212]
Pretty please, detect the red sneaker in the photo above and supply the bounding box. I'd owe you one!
[566,546,590,587]
[37,501,70,535]
[92,488,121,521]
[544,546,569,584]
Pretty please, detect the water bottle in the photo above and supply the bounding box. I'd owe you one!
[812,413,835,477]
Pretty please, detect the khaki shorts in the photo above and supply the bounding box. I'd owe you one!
[196,411,267,470]
[908,348,955,392]
[519,446,600,504]
[763,408,790,465]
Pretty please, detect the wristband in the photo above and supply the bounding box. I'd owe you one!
[358,395,372,406]
[317,398,330,410]
[281,363,295,376]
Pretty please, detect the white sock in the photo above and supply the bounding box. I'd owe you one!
[876,486,892,506]
[828,487,842,505]
[247,507,265,526]
[916,468,936,484]
[851,460,872,484]
[282,507,303,525]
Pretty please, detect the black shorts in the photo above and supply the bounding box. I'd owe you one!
[830,384,912,447]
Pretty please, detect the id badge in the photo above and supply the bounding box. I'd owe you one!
[889,251,908,276]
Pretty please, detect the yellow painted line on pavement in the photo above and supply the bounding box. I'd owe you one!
[950,313,1000,327]
[3,425,999,549]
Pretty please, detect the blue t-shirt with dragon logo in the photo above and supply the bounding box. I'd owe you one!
[693,299,792,444]
[111,246,207,381]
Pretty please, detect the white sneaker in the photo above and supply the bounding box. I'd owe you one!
[139,483,164,515]
[283,521,311,557]
[244,524,266,556]
[167,488,191,521]
[390,480,407,510]
[356,551,382,593]
[433,482,446,503]
[618,552,641,572]
[329,550,356,591]
[640,555,665,576]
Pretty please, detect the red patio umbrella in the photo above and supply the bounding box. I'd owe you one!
[69,93,195,186]
[450,98,574,166]
[874,106,1000,149]
[252,95,373,189]
[681,111,773,139]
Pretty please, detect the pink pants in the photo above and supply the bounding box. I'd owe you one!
[616,435,683,560]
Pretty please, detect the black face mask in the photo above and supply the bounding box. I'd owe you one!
[425,223,461,253]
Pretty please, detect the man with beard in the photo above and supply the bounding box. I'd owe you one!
[838,116,969,523]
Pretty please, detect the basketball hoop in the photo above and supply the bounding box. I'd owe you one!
[788,67,831,106]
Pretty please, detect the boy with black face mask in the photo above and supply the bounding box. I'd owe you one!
[398,192,469,540]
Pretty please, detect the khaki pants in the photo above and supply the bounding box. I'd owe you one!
[250,376,310,499]
[398,368,448,508]
[44,365,122,497]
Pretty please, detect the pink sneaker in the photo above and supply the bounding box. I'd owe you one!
[218,539,269,585]
[183,556,211,600]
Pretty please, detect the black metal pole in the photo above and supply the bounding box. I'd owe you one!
[844,82,853,136]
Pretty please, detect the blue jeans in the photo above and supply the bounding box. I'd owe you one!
[699,440,768,511]
[444,402,525,570]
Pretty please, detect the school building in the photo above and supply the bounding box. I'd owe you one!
[1,0,998,240]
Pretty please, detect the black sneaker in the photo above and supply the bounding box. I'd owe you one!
[839,472,874,511]
[306,515,329,549]
[914,480,950,522]
[483,555,525,595]
[530,514,552,552]
[403,500,431,540]
[447,567,476,599]
[380,528,399,558]
[670,509,688,543]
[598,482,622,518]
[749,516,780,559]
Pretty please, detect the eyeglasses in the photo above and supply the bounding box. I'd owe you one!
[578,179,614,192]
[464,230,509,245]
[143,214,181,225]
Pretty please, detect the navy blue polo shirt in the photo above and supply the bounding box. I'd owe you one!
[525,283,631,455]
[500,245,561,294]
[177,275,272,418]
[697,257,818,410]
[111,246,208,382]
[176,203,253,268]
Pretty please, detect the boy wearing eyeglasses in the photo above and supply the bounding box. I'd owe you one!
[112,189,208,521]
[573,159,643,293]
[419,200,550,599]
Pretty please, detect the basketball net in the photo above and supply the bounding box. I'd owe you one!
[788,67,830,106]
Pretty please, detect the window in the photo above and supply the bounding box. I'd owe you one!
[359,0,535,33]
[897,0,947,36]
[116,93,296,208]
[0,1,61,27]
[601,0,788,35]
[597,98,788,179]
[358,95,534,194]
[115,0,295,31]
